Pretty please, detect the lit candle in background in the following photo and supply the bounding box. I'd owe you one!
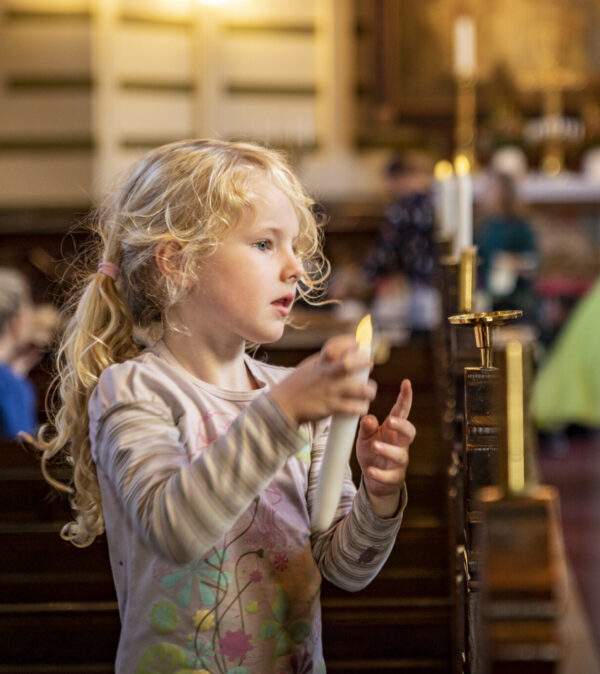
[312,315,373,531]
[454,154,473,255]
[433,159,455,240]
[453,14,476,78]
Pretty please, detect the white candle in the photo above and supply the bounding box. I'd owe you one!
[454,154,473,255]
[433,160,455,239]
[312,314,373,531]
[453,15,476,78]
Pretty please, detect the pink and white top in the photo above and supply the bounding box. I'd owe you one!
[89,340,406,674]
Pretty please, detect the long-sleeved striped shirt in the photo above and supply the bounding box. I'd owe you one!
[88,340,406,674]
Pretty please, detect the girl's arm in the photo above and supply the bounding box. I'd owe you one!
[308,420,407,592]
[308,381,414,591]
[91,374,308,565]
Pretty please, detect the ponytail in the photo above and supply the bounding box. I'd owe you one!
[31,266,137,547]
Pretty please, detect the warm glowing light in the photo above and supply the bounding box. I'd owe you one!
[356,314,373,352]
[454,154,471,176]
[434,160,454,182]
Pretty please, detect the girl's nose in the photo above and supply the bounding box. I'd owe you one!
[284,251,304,282]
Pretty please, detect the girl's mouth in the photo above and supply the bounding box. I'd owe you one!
[272,294,294,315]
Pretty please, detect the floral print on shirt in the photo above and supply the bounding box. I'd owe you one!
[138,494,324,674]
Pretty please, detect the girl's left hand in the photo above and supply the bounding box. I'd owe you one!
[355,378,415,518]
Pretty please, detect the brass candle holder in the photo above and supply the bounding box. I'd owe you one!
[447,247,523,549]
[448,246,522,368]
[448,309,522,369]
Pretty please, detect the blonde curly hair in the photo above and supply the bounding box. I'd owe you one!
[32,138,329,547]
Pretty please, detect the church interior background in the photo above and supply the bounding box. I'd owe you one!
[1,1,600,672]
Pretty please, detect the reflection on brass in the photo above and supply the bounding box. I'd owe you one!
[459,246,477,314]
[448,310,523,368]
[455,76,477,169]
[505,342,525,493]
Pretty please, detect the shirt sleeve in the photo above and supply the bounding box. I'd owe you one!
[90,366,308,565]
[308,419,407,591]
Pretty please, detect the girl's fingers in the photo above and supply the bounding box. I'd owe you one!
[372,442,409,467]
[339,378,377,401]
[320,338,371,374]
[335,399,372,417]
[368,465,406,484]
[320,335,359,363]
[388,379,413,420]
[385,418,416,445]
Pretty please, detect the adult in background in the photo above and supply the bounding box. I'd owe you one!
[0,268,38,438]
[476,171,538,323]
[364,152,440,334]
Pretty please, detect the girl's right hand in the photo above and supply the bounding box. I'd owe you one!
[269,335,377,426]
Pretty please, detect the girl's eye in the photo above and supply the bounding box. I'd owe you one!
[254,240,271,252]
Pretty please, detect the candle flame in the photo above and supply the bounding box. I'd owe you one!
[356,314,373,351]
[454,154,471,176]
[434,160,454,181]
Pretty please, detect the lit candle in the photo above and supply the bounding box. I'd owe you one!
[433,160,455,239]
[453,15,476,78]
[312,314,373,531]
[454,154,473,255]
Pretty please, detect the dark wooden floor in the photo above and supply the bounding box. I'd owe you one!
[538,428,600,657]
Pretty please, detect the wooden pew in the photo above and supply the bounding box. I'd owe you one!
[0,440,119,672]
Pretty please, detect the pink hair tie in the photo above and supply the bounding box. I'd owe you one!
[97,261,120,281]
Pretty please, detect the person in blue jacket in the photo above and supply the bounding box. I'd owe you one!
[0,268,38,439]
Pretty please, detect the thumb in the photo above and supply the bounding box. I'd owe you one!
[358,414,379,441]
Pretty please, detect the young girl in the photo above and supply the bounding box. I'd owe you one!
[34,139,415,674]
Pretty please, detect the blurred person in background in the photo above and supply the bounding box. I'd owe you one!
[476,171,539,324]
[364,152,440,336]
[531,276,600,454]
[0,268,39,439]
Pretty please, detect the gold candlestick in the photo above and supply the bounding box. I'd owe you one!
[448,245,522,368]
[458,246,477,314]
[455,76,477,170]
[505,341,526,494]
[449,310,522,369]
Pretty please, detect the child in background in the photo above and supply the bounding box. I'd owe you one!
[33,139,415,674]
[0,268,38,438]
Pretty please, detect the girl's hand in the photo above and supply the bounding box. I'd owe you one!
[356,379,415,518]
[270,334,377,426]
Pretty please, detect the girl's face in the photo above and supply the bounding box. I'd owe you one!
[179,177,304,349]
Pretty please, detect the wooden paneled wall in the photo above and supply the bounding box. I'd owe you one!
[0,0,329,207]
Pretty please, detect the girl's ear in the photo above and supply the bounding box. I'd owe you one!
[155,240,193,288]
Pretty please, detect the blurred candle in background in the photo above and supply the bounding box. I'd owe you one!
[433,159,455,240]
[454,154,473,255]
[453,14,476,78]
